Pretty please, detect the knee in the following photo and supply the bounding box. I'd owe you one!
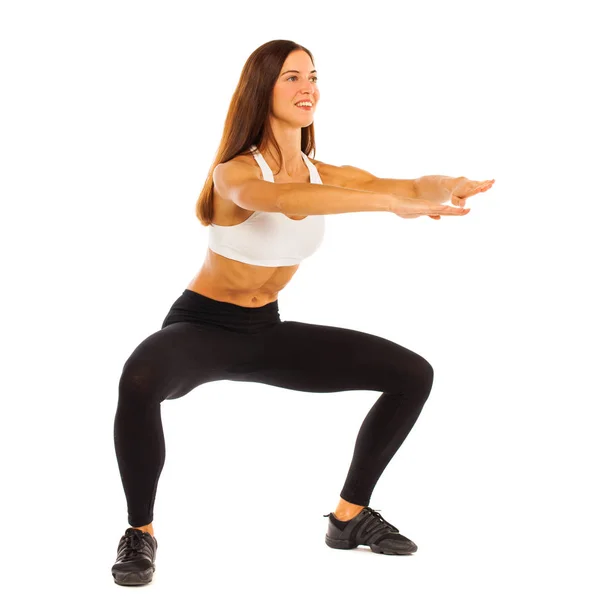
[394,355,434,399]
[118,359,164,404]
[418,358,434,395]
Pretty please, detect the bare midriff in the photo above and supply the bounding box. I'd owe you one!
[186,151,315,309]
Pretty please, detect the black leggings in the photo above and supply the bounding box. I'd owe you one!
[114,289,434,527]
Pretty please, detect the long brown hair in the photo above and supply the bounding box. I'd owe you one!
[195,40,317,227]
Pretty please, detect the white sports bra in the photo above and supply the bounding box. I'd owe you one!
[207,144,326,267]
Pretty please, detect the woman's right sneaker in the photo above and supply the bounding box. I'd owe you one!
[111,527,158,586]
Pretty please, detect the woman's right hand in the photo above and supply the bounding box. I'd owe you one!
[389,196,470,219]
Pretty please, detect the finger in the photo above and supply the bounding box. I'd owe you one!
[472,179,495,193]
[436,205,470,215]
[464,184,484,197]
[461,182,491,200]
[414,202,470,216]
[453,178,495,203]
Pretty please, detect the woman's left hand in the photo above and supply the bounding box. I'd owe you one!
[415,175,495,219]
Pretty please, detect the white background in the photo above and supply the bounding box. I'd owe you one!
[2,0,599,597]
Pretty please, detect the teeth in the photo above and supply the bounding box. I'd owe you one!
[296,102,312,107]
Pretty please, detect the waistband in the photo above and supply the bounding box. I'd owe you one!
[182,289,279,314]
[161,289,281,333]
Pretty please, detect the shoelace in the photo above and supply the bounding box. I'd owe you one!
[322,507,399,533]
[363,507,399,533]
[120,530,145,557]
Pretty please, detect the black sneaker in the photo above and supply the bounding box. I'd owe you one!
[111,527,158,586]
[323,506,418,555]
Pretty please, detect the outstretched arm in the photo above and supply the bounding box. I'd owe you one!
[312,161,494,210]
[313,160,417,198]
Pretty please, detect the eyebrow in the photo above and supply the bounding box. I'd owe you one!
[281,69,318,76]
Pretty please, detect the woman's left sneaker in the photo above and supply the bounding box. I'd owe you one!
[111,527,158,585]
[323,506,418,555]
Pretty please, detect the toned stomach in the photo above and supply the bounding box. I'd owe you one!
[186,247,301,308]
[186,154,308,308]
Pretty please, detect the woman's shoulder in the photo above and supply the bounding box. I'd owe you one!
[219,153,260,176]
[223,152,254,166]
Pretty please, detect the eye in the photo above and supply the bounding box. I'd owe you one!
[287,76,318,82]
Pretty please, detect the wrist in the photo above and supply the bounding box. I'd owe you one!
[386,194,401,212]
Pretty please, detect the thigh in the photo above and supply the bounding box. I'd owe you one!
[247,320,432,394]
[120,322,258,400]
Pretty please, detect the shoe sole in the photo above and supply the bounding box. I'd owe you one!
[325,534,416,555]
[112,566,155,586]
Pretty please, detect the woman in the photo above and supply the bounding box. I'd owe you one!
[111,39,494,586]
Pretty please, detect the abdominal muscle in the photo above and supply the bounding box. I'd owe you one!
[186,247,300,308]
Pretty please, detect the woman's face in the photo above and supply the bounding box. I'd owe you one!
[271,50,319,126]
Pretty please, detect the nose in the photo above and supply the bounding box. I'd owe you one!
[300,80,317,96]
[300,88,316,102]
